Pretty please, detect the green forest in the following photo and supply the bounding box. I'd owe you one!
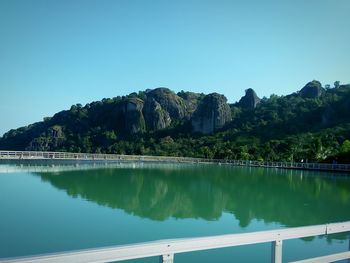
[1,80,350,163]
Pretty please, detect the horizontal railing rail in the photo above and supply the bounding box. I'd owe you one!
[0,150,350,173]
[0,221,349,263]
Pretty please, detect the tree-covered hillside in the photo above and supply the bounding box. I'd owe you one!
[1,81,350,163]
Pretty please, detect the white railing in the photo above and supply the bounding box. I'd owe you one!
[0,221,349,263]
[1,150,350,172]
[0,150,204,163]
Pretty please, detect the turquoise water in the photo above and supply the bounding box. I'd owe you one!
[0,162,349,262]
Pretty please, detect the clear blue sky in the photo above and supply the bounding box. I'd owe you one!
[0,0,349,136]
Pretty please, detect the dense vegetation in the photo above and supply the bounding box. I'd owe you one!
[1,80,350,163]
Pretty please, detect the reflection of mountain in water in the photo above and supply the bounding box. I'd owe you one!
[35,164,350,227]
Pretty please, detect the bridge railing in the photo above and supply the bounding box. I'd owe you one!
[1,221,350,263]
[0,150,350,172]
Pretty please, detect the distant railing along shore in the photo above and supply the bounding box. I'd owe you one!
[0,150,349,173]
[1,221,350,263]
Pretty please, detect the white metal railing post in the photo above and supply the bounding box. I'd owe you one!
[271,240,282,263]
[348,233,350,263]
[159,254,174,263]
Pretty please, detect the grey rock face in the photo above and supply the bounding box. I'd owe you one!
[146,88,187,119]
[177,91,203,118]
[143,98,171,131]
[239,88,261,109]
[115,88,191,133]
[122,98,145,133]
[192,93,232,134]
[300,81,324,98]
[142,88,188,131]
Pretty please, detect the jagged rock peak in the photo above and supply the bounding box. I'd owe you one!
[192,93,232,134]
[239,88,261,109]
[299,80,324,98]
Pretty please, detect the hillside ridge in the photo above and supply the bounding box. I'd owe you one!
[1,81,350,163]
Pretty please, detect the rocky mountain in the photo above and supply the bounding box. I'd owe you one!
[1,81,350,163]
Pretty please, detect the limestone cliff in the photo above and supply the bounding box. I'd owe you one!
[122,98,145,134]
[145,88,187,119]
[143,88,187,130]
[192,93,232,134]
[143,98,171,130]
[177,91,203,118]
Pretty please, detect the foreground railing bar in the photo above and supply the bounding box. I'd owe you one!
[289,251,350,263]
[327,222,350,234]
[1,222,350,263]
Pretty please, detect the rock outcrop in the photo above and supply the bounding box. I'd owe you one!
[145,88,187,119]
[192,93,232,134]
[239,88,260,109]
[122,98,145,133]
[143,88,187,130]
[299,80,324,98]
[143,98,171,131]
[177,91,203,117]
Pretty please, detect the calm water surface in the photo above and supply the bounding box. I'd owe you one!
[0,161,350,262]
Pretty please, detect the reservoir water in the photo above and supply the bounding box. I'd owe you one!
[0,161,349,262]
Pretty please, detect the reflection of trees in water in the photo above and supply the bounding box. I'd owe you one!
[35,165,350,228]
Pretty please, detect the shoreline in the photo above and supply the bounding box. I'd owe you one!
[1,150,349,174]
